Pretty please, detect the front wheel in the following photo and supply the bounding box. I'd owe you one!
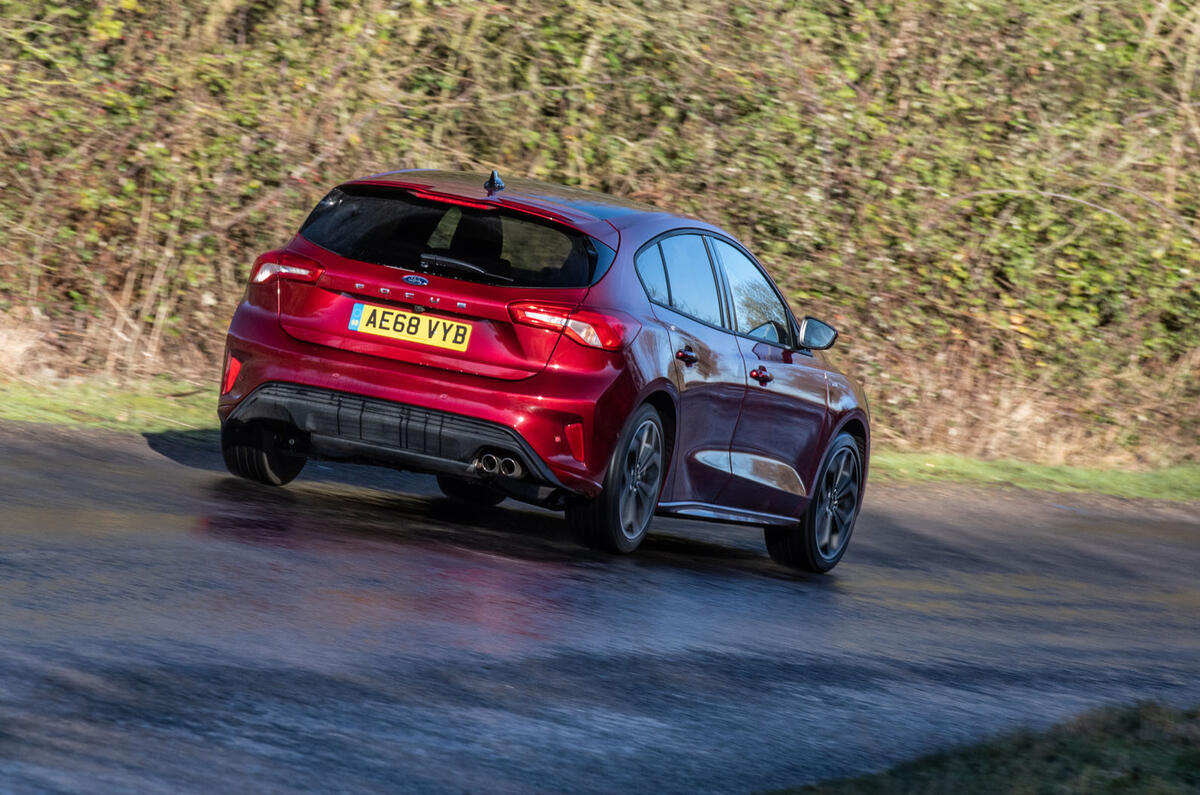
[764,433,863,573]
[566,404,665,554]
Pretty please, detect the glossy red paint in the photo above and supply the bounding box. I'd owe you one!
[219,169,870,523]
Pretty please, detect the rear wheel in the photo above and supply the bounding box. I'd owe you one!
[566,404,665,553]
[436,475,506,506]
[221,422,307,486]
[764,433,862,573]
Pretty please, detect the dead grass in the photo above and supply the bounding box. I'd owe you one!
[860,342,1200,469]
[0,320,43,377]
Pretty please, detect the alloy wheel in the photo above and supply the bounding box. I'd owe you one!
[813,446,860,560]
[617,419,663,541]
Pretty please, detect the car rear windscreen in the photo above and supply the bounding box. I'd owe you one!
[299,186,614,288]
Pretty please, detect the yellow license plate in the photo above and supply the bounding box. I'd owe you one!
[348,302,472,352]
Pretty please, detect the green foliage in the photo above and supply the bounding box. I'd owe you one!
[779,702,1200,794]
[0,0,1197,463]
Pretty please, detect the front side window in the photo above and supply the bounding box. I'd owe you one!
[712,238,792,345]
[659,234,723,327]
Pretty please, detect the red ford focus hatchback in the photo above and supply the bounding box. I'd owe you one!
[219,170,870,571]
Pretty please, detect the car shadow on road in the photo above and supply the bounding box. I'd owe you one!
[148,430,825,583]
[143,428,223,471]
[143,428,425,492]
[197,476,824,582]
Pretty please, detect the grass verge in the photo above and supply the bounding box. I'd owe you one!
[0,377,216,433]
[773,702,1200,795]
[871,451,1200,502]
[0,378,1196,501]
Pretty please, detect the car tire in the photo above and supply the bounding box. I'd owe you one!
[764,432,863,573]
[436,475,506,506]
[221,422,307,486]
[566,404,666,554]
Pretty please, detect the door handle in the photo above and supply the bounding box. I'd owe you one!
[749,367,774,385]
[675,347,699,366]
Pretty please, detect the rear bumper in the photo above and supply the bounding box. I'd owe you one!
[227,382,566,489]
[219,302,638,496]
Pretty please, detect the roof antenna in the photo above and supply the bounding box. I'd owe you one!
[484,169,505,195]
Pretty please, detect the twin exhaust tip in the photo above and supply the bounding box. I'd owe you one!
[477,453,523,479]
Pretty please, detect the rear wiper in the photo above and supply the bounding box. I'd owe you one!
[419,253,513,283]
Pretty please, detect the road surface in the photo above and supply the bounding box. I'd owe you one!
[0,421,1197,792]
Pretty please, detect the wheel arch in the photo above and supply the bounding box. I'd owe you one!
[638,385,678,468]
[829,410,871,487]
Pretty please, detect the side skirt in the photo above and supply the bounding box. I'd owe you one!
[655,501,797,527]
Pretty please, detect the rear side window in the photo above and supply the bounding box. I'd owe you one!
[300,187,614,288]
[659,234,723,327]
[635,245,670,304]
[711,238,793,346]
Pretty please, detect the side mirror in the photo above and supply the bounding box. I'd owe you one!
[798,316,838,350]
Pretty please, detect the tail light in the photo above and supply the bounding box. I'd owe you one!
[250,251,324,285]
[221,351,242,395]
[508,302,639,351]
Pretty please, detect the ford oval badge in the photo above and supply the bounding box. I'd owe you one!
[402,274,429,286]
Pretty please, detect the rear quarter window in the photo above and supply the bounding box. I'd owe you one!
[658,233,724,327]
[635,244,670,304]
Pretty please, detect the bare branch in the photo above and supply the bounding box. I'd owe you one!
[1089,181,1200,243]
[934,189,1132,225]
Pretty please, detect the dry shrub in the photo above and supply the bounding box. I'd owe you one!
[0,0,1196,465]
[0,319,43,377]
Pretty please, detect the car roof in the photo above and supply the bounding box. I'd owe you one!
[343,169,706,250]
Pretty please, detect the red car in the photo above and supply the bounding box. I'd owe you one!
[219,170,870,572]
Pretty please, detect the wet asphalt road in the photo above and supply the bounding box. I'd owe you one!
[0,421,1198,793]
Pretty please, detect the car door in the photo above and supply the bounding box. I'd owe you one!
[707,236,828,518]
[635,233,747,505]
